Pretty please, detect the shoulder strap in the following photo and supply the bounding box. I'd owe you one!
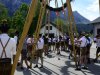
[0,38,10,58]
[84,38,88,47]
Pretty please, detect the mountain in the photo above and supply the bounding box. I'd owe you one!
[0,0,93,32]
[50,10,90,24]
[73,11,90,24]
[0,0,31,16]
[50,10,93,33]
[0,0,90,24]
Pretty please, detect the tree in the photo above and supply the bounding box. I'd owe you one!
[0,3,8,23]
[28,0,41,34]
[54,18,65,32]
[12,3,29,35]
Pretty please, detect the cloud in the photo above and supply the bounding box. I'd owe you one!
[50,0,99,21]
[86,0,99,13]
[85,0,99,21]
[72,0,99,21]
[82,0,99,21]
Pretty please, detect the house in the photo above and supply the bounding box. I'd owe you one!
[40,22,63,37]
[91,17,100,36]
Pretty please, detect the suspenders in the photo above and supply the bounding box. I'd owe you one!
[0,38,10,58]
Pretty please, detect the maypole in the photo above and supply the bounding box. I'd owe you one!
[99,0,100,14]
[30,0,47,67]
[66,0,77,66]
[11,0,38,75]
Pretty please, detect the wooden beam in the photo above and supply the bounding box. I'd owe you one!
[66,0,77,66]
[99,0,100,14]
[11,0,37,75]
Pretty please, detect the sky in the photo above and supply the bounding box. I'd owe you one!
[50,0,99,21]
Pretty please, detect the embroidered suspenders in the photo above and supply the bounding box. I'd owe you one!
[0,38,10,58]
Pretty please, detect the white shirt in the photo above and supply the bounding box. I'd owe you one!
[48,38,51,43]
[37,38,44,50]
[14,35,18,45]
[74,38,78,45]
[69,39,71,45]
[79,36,87,47]
[96,38,100,47]
[94,37,96,41]
[53,38,56,42]
[27,38,34,44]
[0,34,16,58]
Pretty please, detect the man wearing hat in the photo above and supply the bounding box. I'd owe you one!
[34,34,44,68]
[79,32,88,69]
[0,20,16,75]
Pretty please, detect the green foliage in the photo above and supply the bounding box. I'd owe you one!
[12,3,29,35]
[54,18,64,26]
[8,28,16,37]
[28,1,41,34]
[54,18,67,32]
[0,1,45,36]
[0,3,8,23]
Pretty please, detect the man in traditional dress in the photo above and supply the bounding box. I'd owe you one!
[0,20,16,75]
[79,32,88,69]
[34,34,44,68]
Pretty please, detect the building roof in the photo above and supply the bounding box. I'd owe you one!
[41,22,62,32]
[91,17,100,24]
[41,22,57,28]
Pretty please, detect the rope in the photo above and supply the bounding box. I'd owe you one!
[11,0,38,75]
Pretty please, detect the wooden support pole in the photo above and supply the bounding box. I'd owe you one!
[30,0,47,67]
[66,0,77,66]
[11,0,37,75]
[99,0,100,14]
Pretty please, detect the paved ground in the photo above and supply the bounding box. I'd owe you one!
[15,43,100,75]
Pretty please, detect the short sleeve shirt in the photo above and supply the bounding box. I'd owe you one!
[37,38,44,50]
[96,38,100,47]
[0,34,16,58]
[79,36,87,47]
[27,38,34,44]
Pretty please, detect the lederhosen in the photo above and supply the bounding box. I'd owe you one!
[35,41,43,58]
[80,46,87,56]
[0,38,12,75]
[56,40,60,49]
[35,49,43,58]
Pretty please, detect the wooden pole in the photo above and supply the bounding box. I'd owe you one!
[66,0,77,66]
[11,0,37,75]
[30,0,47,67]
[99,0,100,14]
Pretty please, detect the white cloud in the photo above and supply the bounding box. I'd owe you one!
[72,0,99,21]
[50,0,99,21]
[86,0,99,13]
[85,0,99,21]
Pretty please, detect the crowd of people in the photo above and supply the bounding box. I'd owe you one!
[18,32,100,71]
[0,20,100,75]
